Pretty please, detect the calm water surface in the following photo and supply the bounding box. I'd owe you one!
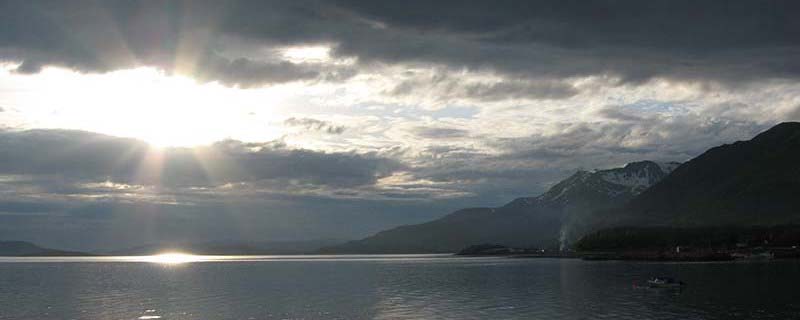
[0,255,798,319]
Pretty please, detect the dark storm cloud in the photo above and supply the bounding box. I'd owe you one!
[194,54,320,87]
[0,0,353,86]
[0,129,149,178]
[2,0,799,86]
[330,0,800,84]
[284,117,346,134]
[0,129,400,188]
[337,0,800,49]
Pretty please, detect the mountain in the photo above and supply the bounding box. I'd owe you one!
[109,239,346,255]
[0,241,90,256]
[321,161,679,254]
[599,122,800,229]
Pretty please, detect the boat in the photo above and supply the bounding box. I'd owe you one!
[731,251,774,260]
[647,277,685,288]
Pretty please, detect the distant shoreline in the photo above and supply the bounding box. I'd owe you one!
[1,252,798,263]
[457,250,800,262]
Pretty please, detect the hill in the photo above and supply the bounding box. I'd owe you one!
[601,122,800,229]
[321,161,678,253]
[0,241,91,256]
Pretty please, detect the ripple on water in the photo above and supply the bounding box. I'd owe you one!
[0,257,798,319]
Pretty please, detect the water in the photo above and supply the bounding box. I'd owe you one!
[1,255,799,319]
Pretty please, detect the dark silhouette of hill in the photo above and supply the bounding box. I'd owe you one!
[602,122,800,228]
[0,241,90,256]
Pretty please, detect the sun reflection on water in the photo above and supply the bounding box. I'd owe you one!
[139,253,200,264]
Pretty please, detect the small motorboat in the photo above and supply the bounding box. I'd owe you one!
[731,251,774,260]
[647,277,685,288]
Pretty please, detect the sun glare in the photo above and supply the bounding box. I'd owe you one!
[142,253,200,264]
[2,65,288,148]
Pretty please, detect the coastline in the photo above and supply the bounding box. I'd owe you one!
[455,247,800,262]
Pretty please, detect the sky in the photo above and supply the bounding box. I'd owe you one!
[1,0,799,251]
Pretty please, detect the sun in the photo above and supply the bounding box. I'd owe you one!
[3,66,287,148]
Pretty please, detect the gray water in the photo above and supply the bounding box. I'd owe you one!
[1,255,799,320]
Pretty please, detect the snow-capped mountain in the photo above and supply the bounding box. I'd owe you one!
[544,161,680,249]
[576,122,800,251]
[541,161,680,203]
[322,160,679,254]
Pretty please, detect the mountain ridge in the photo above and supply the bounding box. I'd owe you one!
[321,160,679,254]
[599,122,800,229]
[0,241,91,256]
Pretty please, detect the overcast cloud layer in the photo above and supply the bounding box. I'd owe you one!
[1,0,799,250]
[2,0,800,85]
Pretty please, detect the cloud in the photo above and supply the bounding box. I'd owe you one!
[596,106,646,123]
[0,128,437,249]
[2,1,800,88]
[492,116,772,169]
[0,1,355,87]
[387,73,579,102]
[787,105,800,121]
[412,127,469,139]
[0,129,399,188]
[194,55,317,87]
[284,117,346,134]
[193,52,357,88]
[332,0,800,84]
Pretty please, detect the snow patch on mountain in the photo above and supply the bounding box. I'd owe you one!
[601,171,654,191]
[655,161,682,174]
[542,161,679,204]
[551,160,681,250]
[599,161,681,195]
